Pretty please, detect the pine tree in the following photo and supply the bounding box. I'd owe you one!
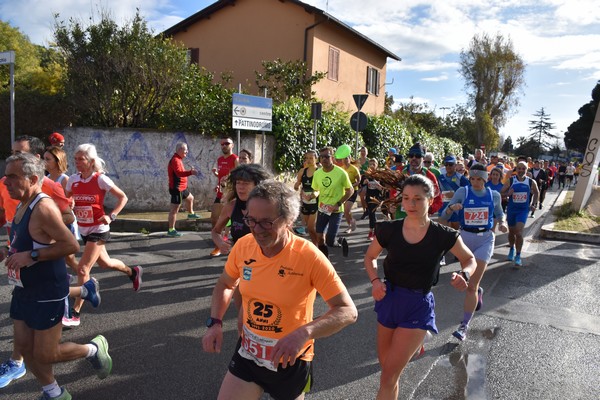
[527,108,557,158]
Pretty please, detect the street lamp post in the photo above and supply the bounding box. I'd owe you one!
[0,51,16,145]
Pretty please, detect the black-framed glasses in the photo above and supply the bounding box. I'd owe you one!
[423,160,432,164]
[243,216,282,230]
[408,153,422,159]
[221,142,232,146]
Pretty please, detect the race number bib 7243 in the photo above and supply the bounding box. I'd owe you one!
[238,325,278,371]
[463,207,489,226]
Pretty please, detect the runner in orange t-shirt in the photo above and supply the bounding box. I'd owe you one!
[202,180,357,400]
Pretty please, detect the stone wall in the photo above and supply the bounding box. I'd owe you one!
[62,127,276,211]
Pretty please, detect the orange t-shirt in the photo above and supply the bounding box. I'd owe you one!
[225,231,346,369]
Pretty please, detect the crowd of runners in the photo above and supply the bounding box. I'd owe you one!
[0,133,589,399]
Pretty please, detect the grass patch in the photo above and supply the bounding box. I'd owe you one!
[553,191,600,233]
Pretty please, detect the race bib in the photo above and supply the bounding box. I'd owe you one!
[301,191,317,204]
[442,190,455,201]
[463,207,489,226]
[74,205,94,224]
[238,325,278,371]
[367,180,380,190]
[7,267,24,288]
[512,192,527,203]
[318,202,334,215]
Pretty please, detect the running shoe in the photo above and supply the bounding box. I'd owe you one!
[62,314,80,327]
[507,247,515,262]
[88,335,112,379]
[360,210,368,220]
[293,226,306,235]
[167,229,182,237]
[132,266,143,292]
[514,254,522,267]
[350,219,357,232]
[539,202,543,210]
[439,256,446,266]
[345,227,353,234]
[187,213,200,219]
[340,237,349,257]
[82,278,101,308]
[39,386,73,400]
[530,212,535,218]
[452,322,469,341]
[475,287,484,311]
[210,247,221,257]
[0,359,26,388]
[38,387,72,400]
[367,231,375,241]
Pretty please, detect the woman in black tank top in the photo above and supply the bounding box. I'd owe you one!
[211,164,272,254]
[293,150,319,244]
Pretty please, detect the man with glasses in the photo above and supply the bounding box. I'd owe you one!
[311,147,353,258]
[423,152,440,177]
[202,180,357,400]
[210,137,239,256]
[395,143,443,219]
[438,155,470,229]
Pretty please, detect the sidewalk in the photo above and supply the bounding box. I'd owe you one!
[540,186,600,245]
[115,186,600,244]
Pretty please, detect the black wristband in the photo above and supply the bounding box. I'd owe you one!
[371,277,380,283]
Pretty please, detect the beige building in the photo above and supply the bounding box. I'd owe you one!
[163,0,401,115]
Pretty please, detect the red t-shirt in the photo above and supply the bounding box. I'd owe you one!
[168,153,194,192]
[216,154,238,199]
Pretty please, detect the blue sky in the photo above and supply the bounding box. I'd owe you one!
[2,0,599,148]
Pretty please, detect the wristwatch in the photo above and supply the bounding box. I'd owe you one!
[30,249,39,262]
[206,317,222,328]
[457,270,470,283]
[110,213,117,221]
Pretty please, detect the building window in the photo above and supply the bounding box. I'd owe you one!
[187,48,199,65]
[366,66,380,96]
[328,47,340,81]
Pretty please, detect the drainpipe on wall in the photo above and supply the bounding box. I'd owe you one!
[303,18,325,63]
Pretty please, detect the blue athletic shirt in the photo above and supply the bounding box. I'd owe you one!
[9,193,69,302]
[508,176,531,212]
[459,186,495,230]
[441,186,504,229]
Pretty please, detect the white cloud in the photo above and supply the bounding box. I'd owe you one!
[422,74,449,82]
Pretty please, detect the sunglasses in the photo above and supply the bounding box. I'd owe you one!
[221,142,232,146]
[423,160,432,164]
[320,154,332,159]
[408,153,422,159]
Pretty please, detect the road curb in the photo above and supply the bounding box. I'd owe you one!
[540,188,600,244]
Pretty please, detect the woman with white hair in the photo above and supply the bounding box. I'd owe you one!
[63,144,142,327]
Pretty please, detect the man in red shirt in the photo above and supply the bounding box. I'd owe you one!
[210,137,238,256]
[167,142,199,237]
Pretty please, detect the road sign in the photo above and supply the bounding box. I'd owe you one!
[350,112,368,131]
[353,94,368,111]
[0,51,15,65]
[232,93,272,132]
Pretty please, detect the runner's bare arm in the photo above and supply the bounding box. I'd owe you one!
[202,271,239,353]
[270,289,357,368]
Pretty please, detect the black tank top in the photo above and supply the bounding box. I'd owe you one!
[301,168,314,193]
[230,199,250,243]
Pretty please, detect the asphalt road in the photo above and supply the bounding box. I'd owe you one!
[1,187,599,400]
